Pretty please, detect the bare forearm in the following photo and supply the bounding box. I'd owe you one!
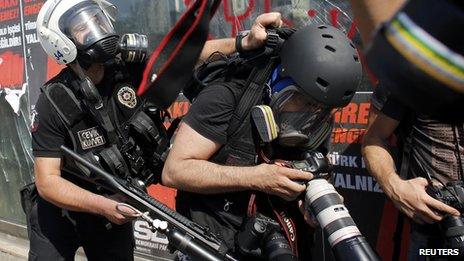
[163,159,258,194]
[348,0,405,45]
[36,175,110,215]
[362,137,401,195]
[200,38,235,62]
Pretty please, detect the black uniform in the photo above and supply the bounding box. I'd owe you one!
[30,61,144,261]
[177,72,314,259]
[371,85,464,261]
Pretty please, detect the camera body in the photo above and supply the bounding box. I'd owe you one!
[428,181,464,212]
[236,213,296,261]
[289,151,332,180]
[427,181,464,256]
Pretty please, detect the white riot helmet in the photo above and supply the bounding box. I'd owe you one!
[37,0,118,65]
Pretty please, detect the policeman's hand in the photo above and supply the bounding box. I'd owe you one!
[100,197,138,225]
[387,177,460,224]
[253,163,313,201]
[242,12,282,51]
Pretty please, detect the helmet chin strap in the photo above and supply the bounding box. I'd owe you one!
[68,60,88,81]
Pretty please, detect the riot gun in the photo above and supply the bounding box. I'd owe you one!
[60,145,237,261]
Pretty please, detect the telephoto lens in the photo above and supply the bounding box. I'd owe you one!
[304,179,379,261]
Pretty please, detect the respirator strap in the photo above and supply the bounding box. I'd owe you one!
[228,56,280,139]
[138,0,222,109]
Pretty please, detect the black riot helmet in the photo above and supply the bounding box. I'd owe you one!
[279,24,362,108]
[60,0,120,64]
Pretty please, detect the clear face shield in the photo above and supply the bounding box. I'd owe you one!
[270,86,333,148]
[63,5,116,49]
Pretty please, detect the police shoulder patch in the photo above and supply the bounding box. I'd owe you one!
[77,127,106,150]
[117,86,137,109]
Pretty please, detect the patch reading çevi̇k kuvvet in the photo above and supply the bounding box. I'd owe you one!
[77,127,106,150]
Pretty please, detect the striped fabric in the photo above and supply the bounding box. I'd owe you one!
[385,12,464,93]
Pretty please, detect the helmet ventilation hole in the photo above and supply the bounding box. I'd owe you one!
[318,25,327,29]
[325,45,336,52]
[322,34,333,38]
[316,77,329,92]
[353,55,359,62]
[344,90,355,97]
[350,42,356,49]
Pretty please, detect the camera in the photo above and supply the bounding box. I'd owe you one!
[236,213,297,261]
[427,181,464,257]
[291,151,379,261]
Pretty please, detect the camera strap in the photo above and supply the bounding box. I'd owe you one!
[246,193,299,257]
[270,203,299,257]
[452,124,464,181]
[138,0,221,109]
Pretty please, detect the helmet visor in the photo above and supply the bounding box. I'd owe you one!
[271,86,333,147]
[64,6,115,48]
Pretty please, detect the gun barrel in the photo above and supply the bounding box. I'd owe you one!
[60,145,236,261]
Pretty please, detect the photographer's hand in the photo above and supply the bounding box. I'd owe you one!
[252,163,313,201]
[386,176,460,224]
[241,12,283,51]
[199,13,282,62]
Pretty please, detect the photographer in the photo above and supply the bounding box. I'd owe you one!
[362,87,462,260]
[162,24,361,259]
[359,0,464,260]
[28,0,278,260]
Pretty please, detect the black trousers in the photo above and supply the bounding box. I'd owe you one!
[27,196,134,261]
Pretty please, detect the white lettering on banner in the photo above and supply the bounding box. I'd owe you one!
[7,23,20,36]
[135,240,169,251]
[0,35,21,48]
[333,173,383,193]
[134,220,169,245]
[135,246,151,254]
[24,20,36,31]
[25,33,38,44]
[328,152,361,168]
[0,23,22,49]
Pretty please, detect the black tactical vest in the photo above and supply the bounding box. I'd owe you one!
[42,62,144,190]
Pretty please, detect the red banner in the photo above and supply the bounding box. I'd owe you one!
[0,50,23,88]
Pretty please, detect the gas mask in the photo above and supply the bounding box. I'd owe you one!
[269,86,333,148]
[252,90,332,150]
[61,2,148,66]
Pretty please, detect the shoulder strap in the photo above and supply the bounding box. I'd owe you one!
[227,56,280,138]
[41,82,85,127]
[72,77,121,145]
